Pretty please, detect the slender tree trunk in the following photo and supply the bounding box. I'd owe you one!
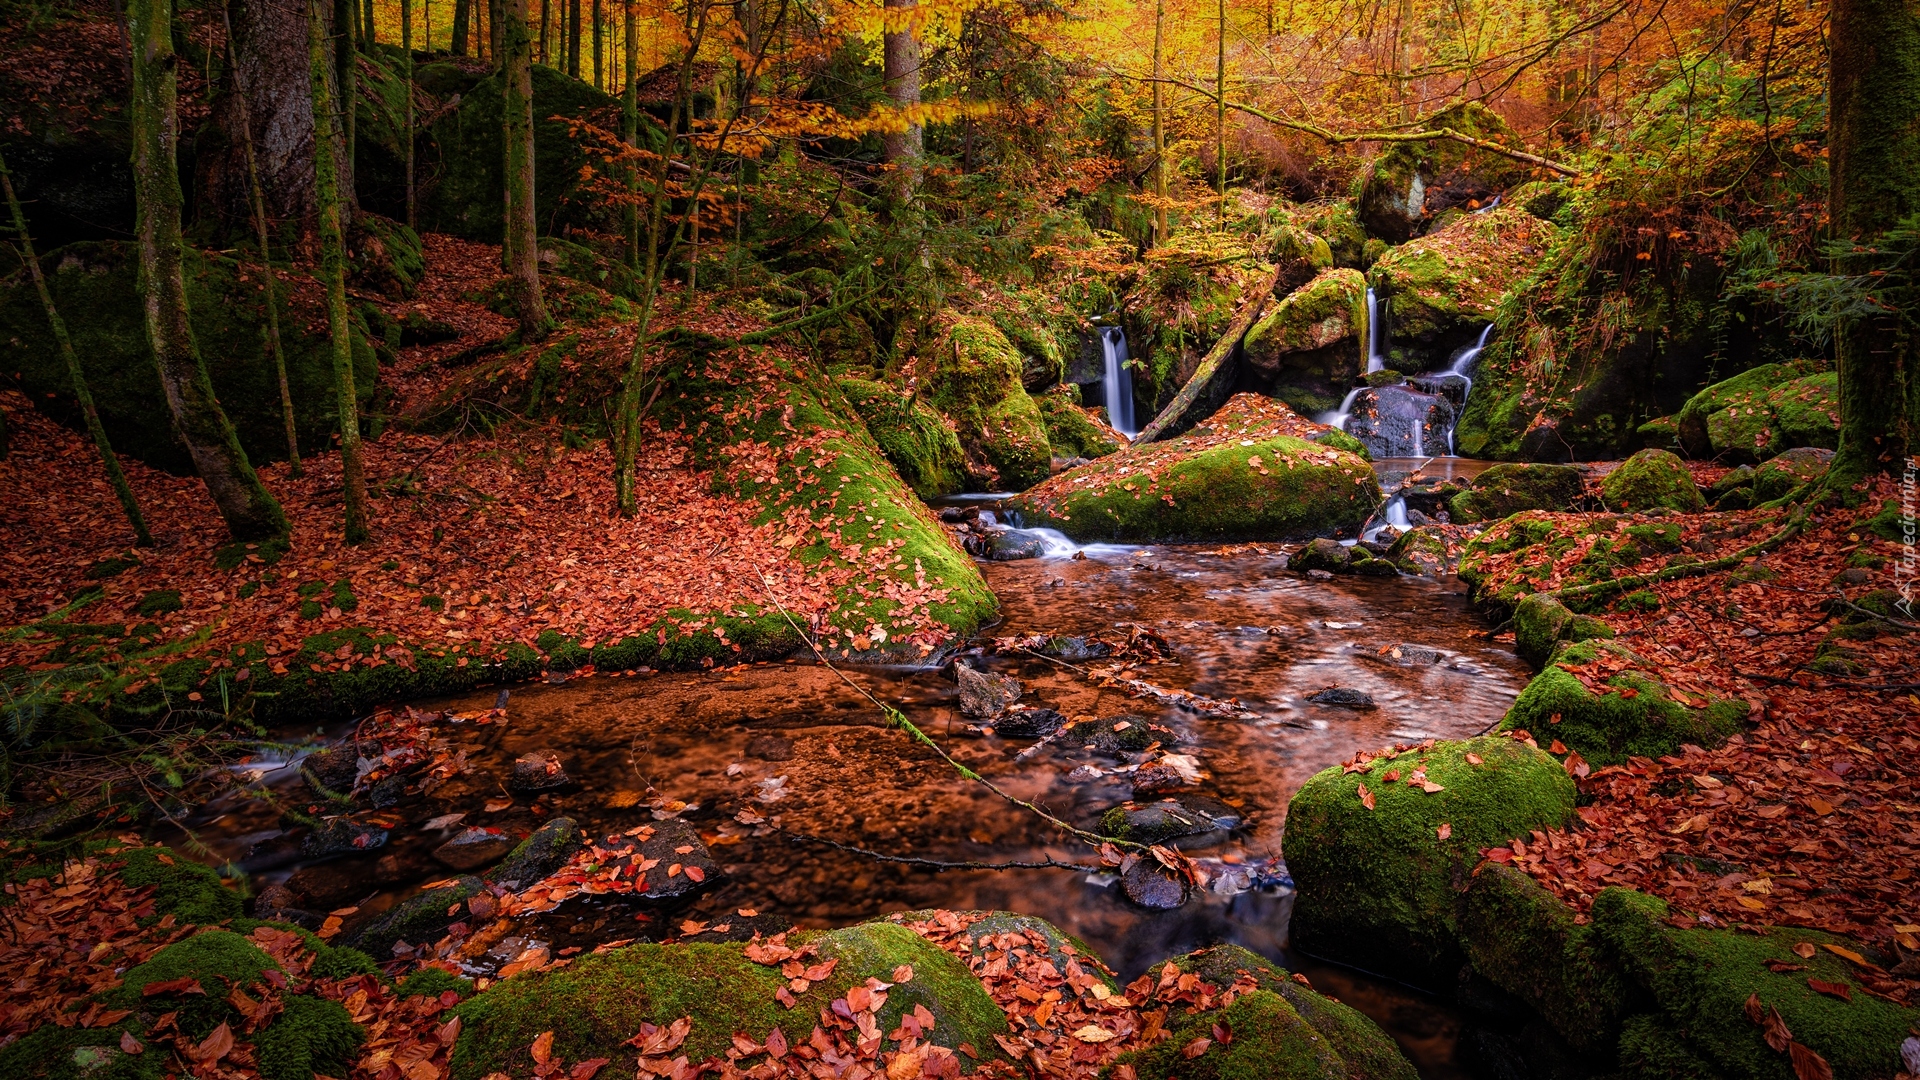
[309,0,371,543]
[200,0,318,234]
[2,155,154,545]
[539,0,549,63]
[488,0,503,65]
[129,0,288,541]
[881,0,921,202]
[1829,0,1920,478]
[1216,0,1226,228]
[334,0,358,196]
[1152,0,1166,245]
[503,0,551,338]
[222,3,302,475]
[592,0,602,89]
[402,0,415,228]
[362,0,375,47]
[567,0,580,77]
[452,0,469,54]
[623,0,639,270]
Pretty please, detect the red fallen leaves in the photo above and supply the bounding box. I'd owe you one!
[1745,994,1835,1080]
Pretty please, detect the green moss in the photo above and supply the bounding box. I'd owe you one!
[1357,103,1530,242]
[85,556,140,580]
[1034,384,1120,460]
[1674,362,1824,460]
[1282,735,1576,987]
[1290,201,1370,269]
[1501,640,1746,764]
[112,931,279,1037]
[134,589,182,616]
[838,377,970,498]
[451,922,1007,1079]
[1117,991,1352,1080]
[1312,428,1371,459]
[255,994,365,1080]
[1750,447,1833,503]
[1602,450,1705,513]
[1448,463,1585,523]
[1245,269,1367,357]
[1764,372,1841,451]
[1617,1013,1729,1080]
[1512,593,1615,668]
[1638,414,1684,452]
[1459,864,1632,1052]
[925,314,1054,491]
[1386,526,1450,576]
[1593,889,1920,1080]
[399,967,477,1000]
[112,846,243,923]
[1369,207,1560,347]
[351,877,485,960]
[0,1022,165,1080]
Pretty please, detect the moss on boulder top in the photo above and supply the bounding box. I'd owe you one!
[838,377,970,499]
[1446,462,1585,523]
[450,922,1008,1079]
[1242,269,1368,416]
[1356,103,1533,243]
[921,314,1054,491]
[1601,449,1705,513]
[1035,384,1122,461]
[1459,864,1634,1054]
[1369,206,1559,353]
[1002,395,1379,542]
[1675,361,1835,462]
[1115,990,1371,1080]
[1500,639,1748,764]
[1511,593,1614,668]
[1750,446,1833,503]
[1283,734,1576,988]
[1594,888,1920,1080]
[1286,201,1371,269]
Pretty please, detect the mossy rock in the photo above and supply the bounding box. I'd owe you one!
[1637,414,1683,452]
[1459,864,1634,1054]
[0,240,379,472]
[1593,889,1920,1080]
[1673,362,1819,460]
[1602,449,1705,513]
[1500,640,1747,764]
[1311,428,1371,459]
[1387,526,1450,576]
[0,1021,167,1080]
[1369,206,1559,353]
[399,967,477,1000]
[254,994,366,1080]
[1116,990,1375,1080]
[1003,395,1379,542]
[1763,372,1841,452]
[1448,462,1585,523]
[924,314,1054,491]
[838,377,970,498]
[1035,384,1121,461]
[1141,945,1419,1080]
[450,921,1008,1078]
[1282,734,1576,988]
[984,292,1075,392]
[350,876,486,960]
[111,845,244,923]
[937,910,1118,992]
[346,213,426,299]
[1356,103,1532,243]
[1511,593,1615,669]
[1750,446,1833,504]
[1289,201,1370,269]
[1243,269,1368,410]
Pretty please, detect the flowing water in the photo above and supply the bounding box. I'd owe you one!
[170,531,1530,1078]
[1100,326,1138,437]
[1365,288,1387,373]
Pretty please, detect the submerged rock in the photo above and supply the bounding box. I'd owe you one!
[1097,798,1241,845]
[592,819,720,901]
[433,827,516,871]
[1130,753,1208,796]
[1059,716,1165,757]
[489,817,586,887]
[992,706,1067,738]
[301,818,389,859]
[954,662,1022,719]
[509,750,571,793]
[1601,449,1705,513]
[1120,860,1190,910]
[1307,687,1376,710]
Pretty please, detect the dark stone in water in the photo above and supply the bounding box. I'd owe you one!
[746,734,795,761]
[490,817,585,888]
[1121,860,1190,910]
[251,883,323,931]
[954,662,1022,719]
[301,818,389,858]
[1098,797,1241,845]
[993,707,1067,738]
[510,750,571,793]
[351,876,486,958]
[986,530,1047,561]
[302,745,361,796]
[1308,687,1377,709]
[367,774,407,808]
[1385,644,1445,666]
[1292,538,1351,574]
[938,506,979,524]
[1060,716,1164,757]
[1045,635,1112,662]
[433,826,517,870]
[595,819,720,901]
[1345,384,1457,459]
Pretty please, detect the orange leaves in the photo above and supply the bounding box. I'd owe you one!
[1357,783,1376,810]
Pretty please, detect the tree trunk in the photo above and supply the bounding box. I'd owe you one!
[592,0,602,89]
[333,0,358,198]
[503,0,551,338]
[199,0,318,234]
[623,0,639,269]
[881,0,921,201]
[1215,0,1226,228]
[1152,0,1167,245]
[129,0,288,542]
[362,0,375,47]
[452,0,469,54]
[1829,0,1920,478]
[401,0,415,228]
[567,0,580,77]
[2,154,154,545]
[539,0,549,63]
[308,0,371,543]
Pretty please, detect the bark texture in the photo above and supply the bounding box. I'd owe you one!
[502,0,551,339]
[881,0,922,199]
[198,0,318,232]
[129,0,288,541]
[1829,0,1920,475]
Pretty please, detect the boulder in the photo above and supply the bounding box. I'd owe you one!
[1356,103,1533,243]
[923,314,1054,491]
[1675,361,1836,462]
[954,662,1021,719]
[1283,734,1576,988]
[450,921,1010,1076]
[1500,640,1748,764]
[946,911,1119,992]
[1750,446,1833,503]
[488,817,587,887]
[588,819,720,901]
[1601,449,1705,513]
[1291,537,1352,574]
[1287,201,1371,269]
[1124,235,1282,419]
[1386,526,1450,576]
[432,827,516,871]
[1369,206,1558,370]
[301,819,389,859]
[1447,463,1585,523]
[1459,865,1634,1055]
[509,750,571,793]
[1004,395,1380,542]
[1511,593,1615,669]
[1341,383,1456,459]
[1120,861,1190,910]
[1035,384,1121,461]
[1059,716,1164,757]
[1241,268,1368,418]
[991,706,1066,738]
[837,378,969,499]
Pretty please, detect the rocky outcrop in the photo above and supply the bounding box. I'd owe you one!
[1369,205,1558,371]
[921,314,1054,491]
[1241,268,1368,417]
[838,377,970,499]
[1356,103,1534,243]
[1676,362,1840,462]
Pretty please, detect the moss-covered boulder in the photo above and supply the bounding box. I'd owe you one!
[1312,427,1371,458]
[450,921,1008,1078]
[1035,384,1121,461]
[1136,945,1420,1080]
[1242,268,1368,417]
[1637,414,1683,452]
[1750,446,1834,503]
[1447,462,1586,523]
[1287,201,1371,270]
[1002,395,1379,542]
[1356,103,1533,243]
[1601,449,1705,513]
[1594,889,1920,1080]
[1116,990,1390,1080]
[1762,372,1842,453]
[1500,640,1748,764]
[1283,734,1576,988]
[1673,362,1837,462]
[985,289,1077,392]
[1511,593,1615,669]
[922,314,1054,491]
[111,844,245,923]
[420,65,628,241]
[1459,865,1634,1054]
[1387,526,1450,576]
[942,911,1119,992]
[0,241,380,472]
[1369,206,1558,369]
[839,377,970,498]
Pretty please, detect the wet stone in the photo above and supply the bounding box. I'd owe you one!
[596,819,720,901]
[434,826,516,870]
[1060,716,1165,757]
[510,750,571,793]
[1099,798,1239,845]
[1121,860,1190,910]
[301,818,389,858]
[366,774,408,808]
[993,707,1067,738]
[251,883,322,931]
[745,734,795,761]
[954,661,1022,719]
[489,817,585,887]
[1131,753,1208,797]
[1375,644,1444,666]
[1308,687,1377,709]
[301,745,361,796]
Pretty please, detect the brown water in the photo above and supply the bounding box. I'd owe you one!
[173,540,1529,1078]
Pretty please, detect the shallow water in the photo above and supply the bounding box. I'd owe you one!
[174,541,1527,1079]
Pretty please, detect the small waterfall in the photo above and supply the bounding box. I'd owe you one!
[1316,387,1365,431]
[1100,326,1138,437]
[1471,194,1503,215]
[1362,495,1411,542]
[1364,288,1386,373]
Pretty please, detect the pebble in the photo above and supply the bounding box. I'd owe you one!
[510,750,571,793]
[433,826,516,870]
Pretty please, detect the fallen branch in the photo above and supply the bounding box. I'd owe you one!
[1544,507,1810,607]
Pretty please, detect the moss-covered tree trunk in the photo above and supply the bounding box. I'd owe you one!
[199,0,317,233]
[622,0,639,271]
[1829,0,1920,477]
[2,153,154,546]
[452,0,470,54]
[309,0,371,543]
[401,0,415,228]
[881,0,921,202]
[128,0,288,542]
[502,0,550,339]
[333,0,358,199]
[567,0,581,77]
